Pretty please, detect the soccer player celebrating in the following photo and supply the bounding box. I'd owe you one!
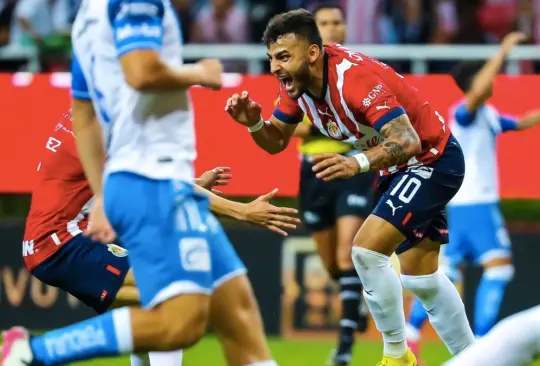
[292,4,374,365]
[405,31,540,362]
[226,9,475,366]
[2,0,297,365]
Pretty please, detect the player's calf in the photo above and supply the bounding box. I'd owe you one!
[475,258,514,337]
[399,238,474,355]
[209,275,275,366]
[351,215,409,359]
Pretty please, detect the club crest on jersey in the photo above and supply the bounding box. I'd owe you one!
[107,244,128,257]
[326,121,343,139]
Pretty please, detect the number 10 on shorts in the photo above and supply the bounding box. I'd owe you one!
[389,175,422,204]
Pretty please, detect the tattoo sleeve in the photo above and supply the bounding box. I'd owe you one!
[364,115,421,171]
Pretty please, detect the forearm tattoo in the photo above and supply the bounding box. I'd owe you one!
[365,115,421,170]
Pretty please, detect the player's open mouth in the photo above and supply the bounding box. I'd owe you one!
[279,76,294,91]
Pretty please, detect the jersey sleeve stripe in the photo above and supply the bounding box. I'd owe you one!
[71,90,92,100]
[373,106,406,132]
[499,116,519,132]
[273,108,303,124]
[117,42,161,57]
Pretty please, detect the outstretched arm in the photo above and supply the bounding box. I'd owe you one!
[465,32,526,112]
[193,186,300,237]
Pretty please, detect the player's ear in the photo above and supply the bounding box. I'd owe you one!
[308,44,321,63]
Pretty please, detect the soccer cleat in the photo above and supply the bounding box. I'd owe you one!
[376,349,418,366]
[408,341,424,366]
[2,327,41,366]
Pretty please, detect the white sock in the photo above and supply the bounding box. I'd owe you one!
[149,350,183,365]
[246,361,278,366]
[443,305,540,366]
[130,351,183,366]
[405,323,421,343]
[351,246,407,358]
[401,270,474,355]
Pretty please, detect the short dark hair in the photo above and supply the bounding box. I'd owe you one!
[450,61,486,93]
[312,2,345,18]
[262,9,323,49]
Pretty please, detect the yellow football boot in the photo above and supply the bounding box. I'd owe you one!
[376,349,418,366]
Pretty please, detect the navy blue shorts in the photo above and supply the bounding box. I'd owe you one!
[372,135,465,254]
[32,234,130,314]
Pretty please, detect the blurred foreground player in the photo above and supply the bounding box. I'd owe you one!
[226,9,474,366]
[1,0,298,365]
[443,305,540,366]
[405,31,540,362]
[16,111,298,366]
[292,4,374,365]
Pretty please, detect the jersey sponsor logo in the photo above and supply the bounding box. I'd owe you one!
[362,84,385,108]
[44,324,107,359]
[385,199,403,216]
[107,244,128,257]
[117,2,160,20]
[180,238,211,271]
[116,24,162,42]
[22,240,35,257]
[326,121,343,139]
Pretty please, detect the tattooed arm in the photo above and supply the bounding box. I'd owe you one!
[364,114,421,171]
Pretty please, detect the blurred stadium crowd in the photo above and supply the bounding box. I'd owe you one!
[0,0,538,73]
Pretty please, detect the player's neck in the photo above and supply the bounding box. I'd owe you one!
[306,51,328,101]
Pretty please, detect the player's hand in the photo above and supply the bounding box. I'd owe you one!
[240,188,300,236]
[311,153,361,181]
[501,32,527,52]
[225,90,263,127]
[86,196,116,244]
[195,167,232,195]
[197,58,223,90]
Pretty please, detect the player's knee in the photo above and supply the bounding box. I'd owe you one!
[212,277,261,340]
[401,270,444,301]
[157,296,210,349]
[351,246,390,270]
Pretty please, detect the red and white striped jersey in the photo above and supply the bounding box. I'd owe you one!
[274,44,451,175]
[23,112,93,271]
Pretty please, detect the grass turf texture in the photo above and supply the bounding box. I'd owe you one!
[26,335,540,366]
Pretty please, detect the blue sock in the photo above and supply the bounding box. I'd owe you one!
[30,307,133,365]
[408,297,429,331]
[474,268,513,336]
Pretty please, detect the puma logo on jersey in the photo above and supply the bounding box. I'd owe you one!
[317,108,332,117]
[386,199,402,216]
[375,102,390,111]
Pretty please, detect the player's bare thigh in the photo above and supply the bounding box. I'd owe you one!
[110,269,139,308]
[353,214,406,257]
[312,226,339,277]
[398,238,441,276]
[336,215,364,270]
[209,274,272,366]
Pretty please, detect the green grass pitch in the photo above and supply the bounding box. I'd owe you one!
[72,336,454,366]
